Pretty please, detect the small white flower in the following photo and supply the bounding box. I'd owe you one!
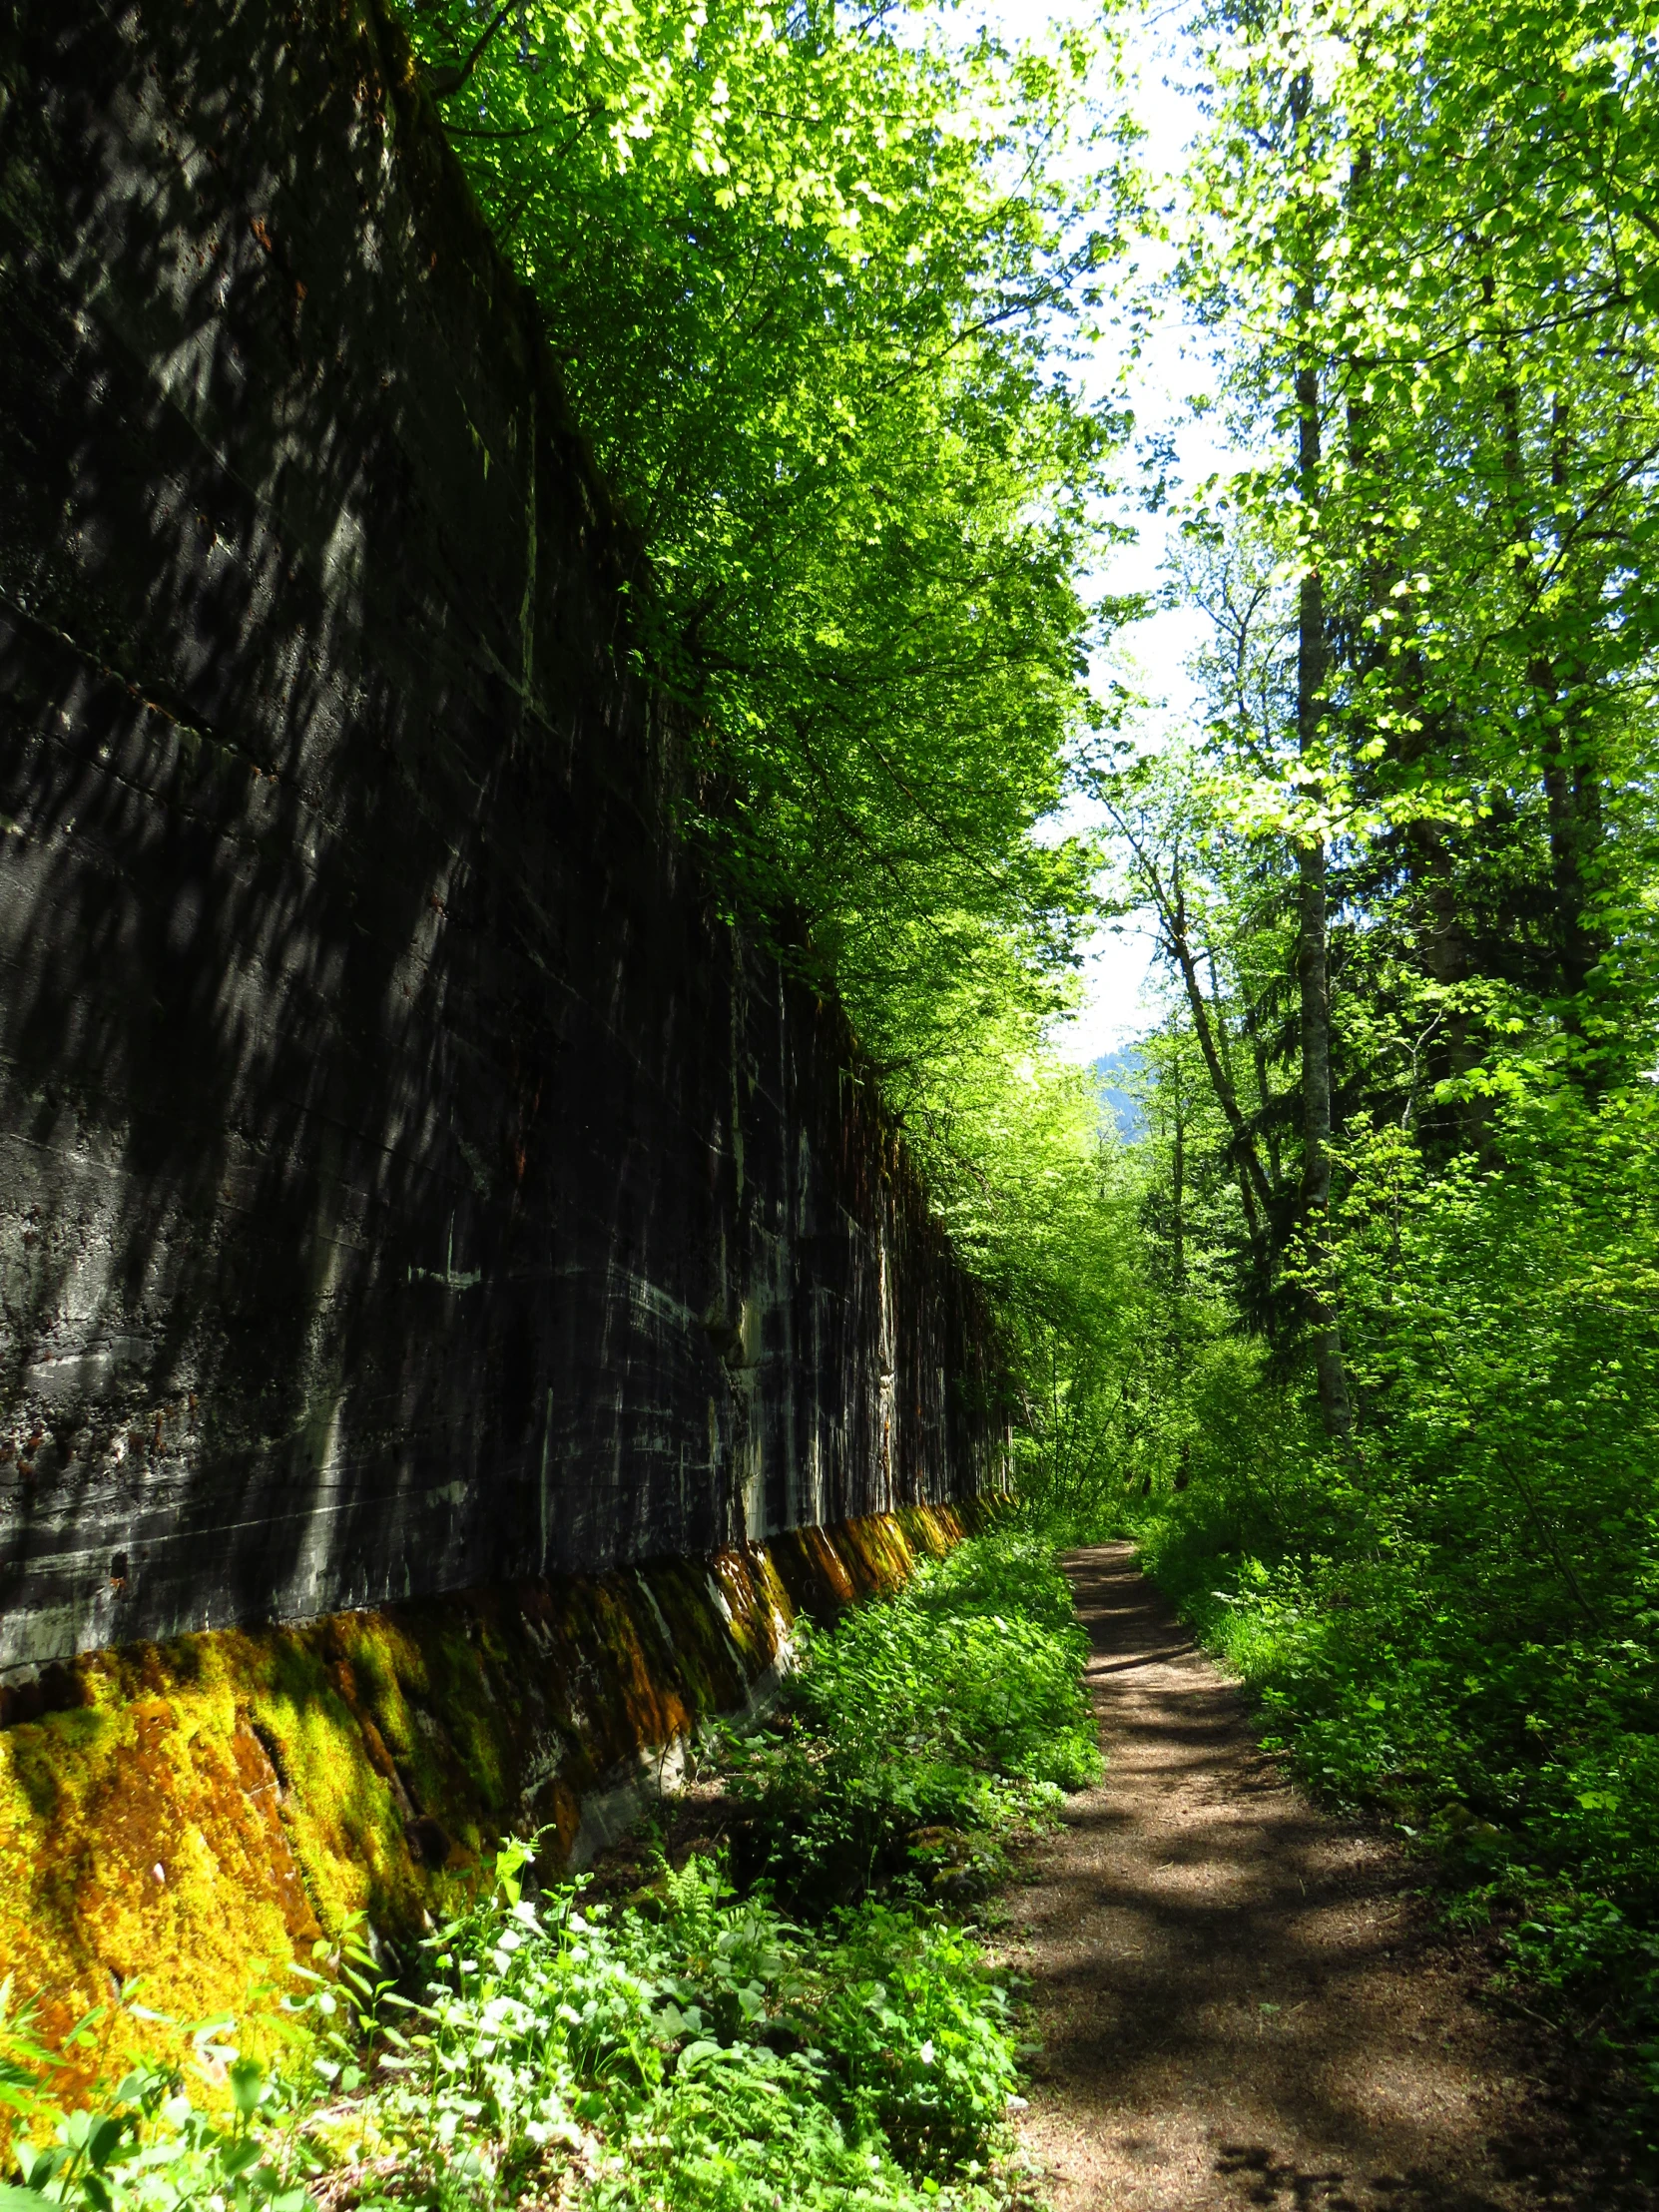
[918,2039,935,2065]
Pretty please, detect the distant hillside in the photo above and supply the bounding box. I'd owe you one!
[1093,1046,1146,1140]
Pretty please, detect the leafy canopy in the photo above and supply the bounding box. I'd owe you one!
[402,0,1143,1082]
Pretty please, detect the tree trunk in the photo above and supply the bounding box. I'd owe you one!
[1349,357,1493,1154]
[1539,704,1604,1000]
[1539,402,1605,1003]
[1151,857,1277,1300]
[1170,1065,1187,1298]
[1497,379,1606,1008]
[1295,357,1354,1438]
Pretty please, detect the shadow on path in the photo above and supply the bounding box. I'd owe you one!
[1004,1543,1650,2212]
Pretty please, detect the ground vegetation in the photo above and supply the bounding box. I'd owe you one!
[0,1534,1092,2212]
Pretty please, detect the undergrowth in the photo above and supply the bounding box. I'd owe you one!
[1121,1399,1659,2136]
[1,1530,1093,2212]
[723,1528,1101,1907]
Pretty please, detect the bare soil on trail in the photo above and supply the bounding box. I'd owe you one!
[1002,1544,1655,2212]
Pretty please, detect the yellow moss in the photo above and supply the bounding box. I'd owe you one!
[708,1551,779,1673]
[746,1549,798,1651]
[643,1559,752,1709]
[0,1504,973,2078]
[249,1662,414,1939]
[893,1503,967,1559]
[831,1514,916,1596]
[0,1670,320,2094]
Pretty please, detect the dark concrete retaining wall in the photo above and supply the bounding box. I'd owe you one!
[0,0,1007,1672]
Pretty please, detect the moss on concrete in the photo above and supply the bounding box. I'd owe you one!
[0,1506,979,2078]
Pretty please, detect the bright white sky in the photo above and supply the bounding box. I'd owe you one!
[965,0,1238,1060]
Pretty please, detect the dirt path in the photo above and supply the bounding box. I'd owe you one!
[1003,1544,1645,2212]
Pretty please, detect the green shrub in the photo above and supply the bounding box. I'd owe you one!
[815,1908,1016,2176]
[723,1529,1101,1903]
[356,1847,1018,2209]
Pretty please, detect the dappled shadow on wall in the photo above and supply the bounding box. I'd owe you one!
[0,0,994,1668]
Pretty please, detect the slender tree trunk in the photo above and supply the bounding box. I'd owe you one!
[1110,813,1278,1304]
[1349,332,1493,1151]
[1539,401,1605,1003]
[1169,935,1274,1233]
[1537,694,1601,998]
[1496,376,1605,1006]
[1386,626,1494,1151]
[1241,993,1283,1193]
[1166,1032,1191,1410]
[1159,870,1276,1295]
[1170,1050,1187,1298]
[1295,356,1354,1437]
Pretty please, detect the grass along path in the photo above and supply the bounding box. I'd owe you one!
[999,1545,1652,2212]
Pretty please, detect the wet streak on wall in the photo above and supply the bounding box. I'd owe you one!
[0,0,1006,1669]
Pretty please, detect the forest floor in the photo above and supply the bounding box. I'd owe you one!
[1000,1543,1656,2212]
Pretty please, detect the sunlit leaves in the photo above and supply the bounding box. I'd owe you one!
[401,0,1142,1075]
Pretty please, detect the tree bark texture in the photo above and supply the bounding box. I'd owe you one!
[1295,360,1355,1438]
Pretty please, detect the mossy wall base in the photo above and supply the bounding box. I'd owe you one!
[0,1504,982,2076]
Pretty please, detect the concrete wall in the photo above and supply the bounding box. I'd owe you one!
[0,0,1004,1670]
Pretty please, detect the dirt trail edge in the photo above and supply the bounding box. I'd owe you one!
[1002,1543,1645,2212]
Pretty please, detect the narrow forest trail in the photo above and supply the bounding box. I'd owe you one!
[1002,1544,1636,2212]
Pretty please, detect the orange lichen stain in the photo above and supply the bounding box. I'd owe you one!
[770,1524,859,1620]
[823,1512,920,1601]
[743,1546,799,1659]
[243,1630,422,1940]
[642,1558,752,1707]
[707,1549,787,1675]
[0,1504,981,2076]
[894,1502,969,1559]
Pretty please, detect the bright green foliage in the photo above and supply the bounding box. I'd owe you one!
[793,1530,1101,1791]
[0,1989,311,2212]
[812,1909,1016,2179]
[904,1038,1153,1527]
[587,2043,912,2212]
[1165,0,1659,1099]
[368,1852,1015,2208]
[724,1529,1102,1903]
[1047,0,1659,2110]
[1181,0,1659,954]
[398,0,1138,1100]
